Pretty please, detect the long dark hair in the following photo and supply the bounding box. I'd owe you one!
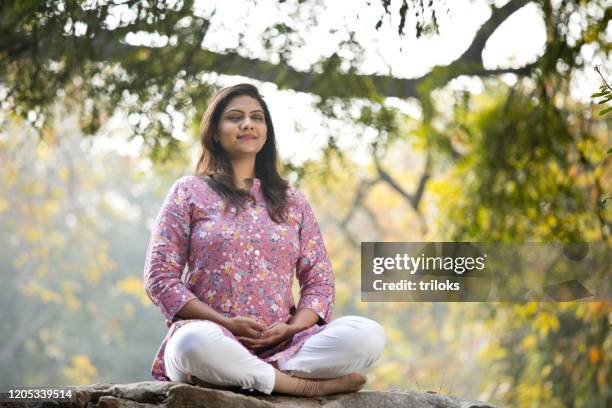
[194,83,289,223]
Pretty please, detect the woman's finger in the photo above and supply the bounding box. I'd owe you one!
[238,335,280,349]
[260,327,276,337]
[247,319,266,332]
[238,336,266,345]
[246,327,263,338]
[237,336,259,346]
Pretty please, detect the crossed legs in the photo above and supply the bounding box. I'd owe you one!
[163,315,386,396]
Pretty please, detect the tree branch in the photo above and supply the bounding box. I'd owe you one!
[339,179,378,229]
[373,151,430,234]
[373,153,430,211]
[457,0,531,66]
[13,0,537,100]
[337,179,379,247]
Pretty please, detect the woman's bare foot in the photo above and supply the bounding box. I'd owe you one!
[274,370,366,397]
[314,373,367,396]
[187,371,367,397]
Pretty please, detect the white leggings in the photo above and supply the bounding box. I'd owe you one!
[164,315,386,395]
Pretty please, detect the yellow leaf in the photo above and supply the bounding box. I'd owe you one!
[384,326,404,343]
[597,368,607,387]
[373,361,403,383]
[0,197,8,212]
[13,251,30,269]
[35,144,50,161]
[479,342,507,360]
[66,296,81,311]
[43,200,60,217]
[58,167,69,182]
[63,355,97,385]
[124,303,135,319]
[116,276,150,306]
[50,232,65,247]
[35,264,49,277]
[85,266,101,284]
[19,283,62,304]
[589,346,601,365]
[520,334,537,350]
[21,225,44,243]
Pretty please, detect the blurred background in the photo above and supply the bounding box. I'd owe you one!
[0,0,610,406]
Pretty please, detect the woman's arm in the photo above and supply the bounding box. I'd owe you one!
[177,298,266,338]
[144,177,197,322]
[287,308,319,332]
[294,191,335,324]
[176,298,229,325]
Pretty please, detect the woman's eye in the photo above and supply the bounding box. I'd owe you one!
[228,116,241,121]
[253,116,264,121]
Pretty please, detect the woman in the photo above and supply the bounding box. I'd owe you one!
[143,83,386,396]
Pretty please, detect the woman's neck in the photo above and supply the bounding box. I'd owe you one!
[231,157,256,189]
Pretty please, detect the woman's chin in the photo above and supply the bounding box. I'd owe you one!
[230,148,264,158]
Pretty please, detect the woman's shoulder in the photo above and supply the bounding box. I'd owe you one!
[286,184,302,200]
[169,174,219,201]
[169,174,204,191]
[174,174,205,187]
[285,185,311,210]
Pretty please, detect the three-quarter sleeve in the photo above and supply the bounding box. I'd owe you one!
[295,192,335,324]
[144,177,197,323]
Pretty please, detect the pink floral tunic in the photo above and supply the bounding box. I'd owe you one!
[143,175,335,381]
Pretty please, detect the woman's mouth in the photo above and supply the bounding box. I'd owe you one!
[238,134,257,140]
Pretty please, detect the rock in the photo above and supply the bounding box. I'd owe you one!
[58,381,497,408]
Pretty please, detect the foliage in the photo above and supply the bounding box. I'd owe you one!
[374,0,445,37]
[1,0,214,161]
[0,106,193,386]
[592,65,612,117]
[435,83,610,242]
[8,0,610,166]
[426,68,610,408]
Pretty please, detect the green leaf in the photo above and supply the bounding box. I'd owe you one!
[597,96,612,104]
[600,107,612,116]
[591,91,606,97]
[607,148,612,154]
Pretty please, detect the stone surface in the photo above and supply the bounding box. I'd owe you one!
[50,381,497,408]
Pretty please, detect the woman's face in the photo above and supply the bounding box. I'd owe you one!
[217,95,267,160]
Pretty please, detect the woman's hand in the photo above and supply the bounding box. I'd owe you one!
[237,323,297,350]
[225,316,266,339]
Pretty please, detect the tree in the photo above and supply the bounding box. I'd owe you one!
[3,0,607,161]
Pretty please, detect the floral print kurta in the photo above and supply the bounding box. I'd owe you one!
[143,175,335,381]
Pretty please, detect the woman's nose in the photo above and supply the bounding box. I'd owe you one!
[241,118,254,129]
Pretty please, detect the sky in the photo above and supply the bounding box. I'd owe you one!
[93,0,611,168]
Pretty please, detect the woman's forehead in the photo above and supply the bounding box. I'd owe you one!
[224,95,263,112]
